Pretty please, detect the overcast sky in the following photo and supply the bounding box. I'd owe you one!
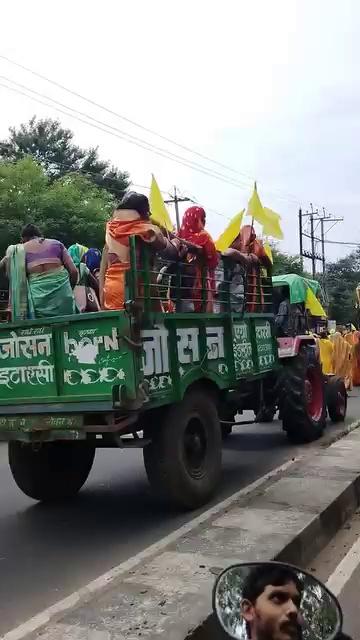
[1,0,359,264]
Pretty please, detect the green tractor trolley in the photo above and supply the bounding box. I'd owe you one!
[0,242,346,510]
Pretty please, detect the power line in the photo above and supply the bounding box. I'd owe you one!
[299,206,344,278]
[0,74,245,188]
[0,132,171,198]
[322,239,360,246]
[0,78,260,194]
[0,53,304,206]
[184,192,232,220]
[164,186,192,231]
[0,54,328,209]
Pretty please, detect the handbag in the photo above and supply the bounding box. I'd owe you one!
[74,285,100,313]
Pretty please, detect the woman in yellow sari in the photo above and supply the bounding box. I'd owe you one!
[330,331,353,390]
[343,327,360,388]
[318,331,334,375]
[352,330,360,386]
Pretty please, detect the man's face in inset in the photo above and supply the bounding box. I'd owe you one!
[241,580,302,640]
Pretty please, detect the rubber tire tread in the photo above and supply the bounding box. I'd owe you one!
[221,423,233,439]
[143,389,222,510]
[326,376,347,423]
[280,351,326,443]
[255,407,276,423]
[8,441,95,501]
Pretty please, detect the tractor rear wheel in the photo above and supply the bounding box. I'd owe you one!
[280,348,326,443]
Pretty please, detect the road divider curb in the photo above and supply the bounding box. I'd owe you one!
[3,420,360,640]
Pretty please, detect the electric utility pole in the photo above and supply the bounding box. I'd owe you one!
[164,186,192,231]
[298,205,343,278]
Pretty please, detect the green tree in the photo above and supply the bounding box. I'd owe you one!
[0,157,113,256]
[271,246,306,277]
[325,250,360,324]
[0,117,130,199]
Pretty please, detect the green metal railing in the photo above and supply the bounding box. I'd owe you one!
[126,236,273,317]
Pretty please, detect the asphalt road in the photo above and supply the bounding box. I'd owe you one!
[0,393,360,635]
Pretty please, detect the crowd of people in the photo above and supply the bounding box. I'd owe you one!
[2,189,360,396]
[318,324,360,390]
[0,191,270,321]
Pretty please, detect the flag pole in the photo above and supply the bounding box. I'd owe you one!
[248,181,256,254]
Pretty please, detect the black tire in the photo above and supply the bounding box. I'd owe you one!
[8,441,95,501]
[143,388,222,510]
[221,423,233,439]
[219,406,235,439]
[254,376,278,423]
[280,349,326,443]
[255,406,276,423]
[326,376,347,423]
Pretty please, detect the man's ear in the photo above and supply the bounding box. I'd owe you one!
[241,599,255,623]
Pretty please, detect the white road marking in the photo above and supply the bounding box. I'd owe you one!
[1,458,297,640]
[3,414,360,640]
[326,535,360,596]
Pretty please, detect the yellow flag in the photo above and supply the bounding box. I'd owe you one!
[215,210,244,252]
[149,175,173,232]
[247,183,284,240]
[247,182,267,226]
[264,241,273,263]
[262,207,284,240]
[305,287,326,317]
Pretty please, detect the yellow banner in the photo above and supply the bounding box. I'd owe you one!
[149,175,173,232]
[215,210,244,252]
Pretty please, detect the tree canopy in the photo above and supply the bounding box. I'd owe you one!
[0,157,113,256]
[325,250,360,324]
[271,246,307,277]
[0,117,130,199]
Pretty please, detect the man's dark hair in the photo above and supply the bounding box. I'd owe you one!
[279,286,289,300]
[243,564,303,604]
[21,224,42,241]
[116,191,150,219]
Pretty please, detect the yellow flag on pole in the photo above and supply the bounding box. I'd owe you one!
[247,182,267,225]
[247,183,284,240]
[264,241,273,263]
[215,210,244,252]
[305,287,326,317]
[149,174,173,232]
[262,207,284,240]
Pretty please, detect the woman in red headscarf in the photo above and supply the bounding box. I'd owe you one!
[231,225,272,312]
[178,206,218,312]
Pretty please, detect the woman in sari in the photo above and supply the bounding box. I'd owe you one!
[351,330,360,386]
[177,206,218,312]
[3,224,78,320]
[231,225,272,312]
[318,330,334,375]
[68,243,100,311]
[100,192,179,310]
[330,331,353,390]
[83,248,102,279]
[68,244,99,290]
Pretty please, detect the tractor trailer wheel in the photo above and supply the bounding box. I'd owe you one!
[280,348,326,443]
[326,375,347,423]
[8,441,95,501]
[143,388,222,510]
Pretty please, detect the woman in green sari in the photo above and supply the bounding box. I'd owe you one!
[68,243,98,293]
[68,243,100,311]
[3,224,78,320]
